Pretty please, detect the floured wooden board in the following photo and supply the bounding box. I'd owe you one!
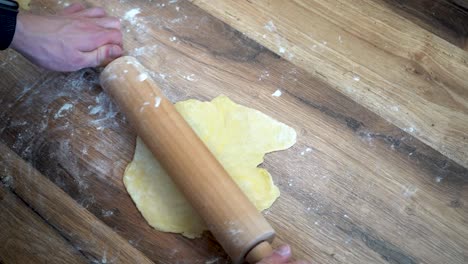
[0,0,467,263]
[379,0,468,50]
[190,0,468,168]
[0,184,86,264]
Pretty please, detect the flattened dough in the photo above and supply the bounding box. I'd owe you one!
[17,0,31,9]
[124,96,296,238]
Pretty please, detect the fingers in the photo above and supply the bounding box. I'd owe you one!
[81,44,123,68]
[257,245,292,264]
[75,7,107,18]
[57,4,124,69]
[93,28,123,48]
[77,28,123,51]
[91,17,121,30]
[59,3,86,15]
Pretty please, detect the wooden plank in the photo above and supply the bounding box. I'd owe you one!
[379,0,468,50]
[190,0,468,169]
[0,184,86,264]
[0,143,154,264]
[0,0,467,263]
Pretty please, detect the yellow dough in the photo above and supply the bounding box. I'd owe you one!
[17,0,31,10]
[123,96,296,238]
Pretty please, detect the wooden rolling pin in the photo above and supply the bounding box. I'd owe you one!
[100,56,275,264]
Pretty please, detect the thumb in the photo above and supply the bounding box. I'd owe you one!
[257,245,292,264]
[82,45,123,68]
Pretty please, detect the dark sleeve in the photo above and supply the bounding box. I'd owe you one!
[0,3,19,50]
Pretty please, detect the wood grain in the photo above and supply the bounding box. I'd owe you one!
[379,0,468,50]
[0,185,86,264]
[0,143,154,264]
[0,0,467,263]
[190,0,468,169]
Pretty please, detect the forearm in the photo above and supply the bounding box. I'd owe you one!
[10,12,26,52]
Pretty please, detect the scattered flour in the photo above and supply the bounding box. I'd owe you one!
[158,73,167,80]
[101,251,107,264]
[390,105,400,112]
[402,185,417,198]
[1,175,13,187]
[54,103,73,119]
[101,209,114,217]
[258,70,270,81]
[123,8,141,25]
[263,20,294,59]
[264,20,277,32]
[300,147,312,156]
[4,69,122,212]
[138,73,148,82]
[154,96,162,108]
[272,89,282,97]
[183,74,196,81]
[130,45,159,57]
[205,257,221,264]
[89,105,104,115]
[57,1,70,7]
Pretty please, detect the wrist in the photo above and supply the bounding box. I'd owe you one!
[10,12,24,51]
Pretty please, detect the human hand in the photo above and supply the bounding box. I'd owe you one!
[11,3,123,72]
[257,245,310,264]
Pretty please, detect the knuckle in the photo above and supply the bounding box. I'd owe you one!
[70,52,86,67]
[110,17,121,28]
[105,29,123,43]
[113,29,123,40]
[91,7,106,15]
[71,19,89,29]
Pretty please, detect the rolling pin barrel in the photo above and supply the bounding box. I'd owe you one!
[100,56,275,263]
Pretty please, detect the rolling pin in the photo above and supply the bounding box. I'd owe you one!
[100,56,275,264]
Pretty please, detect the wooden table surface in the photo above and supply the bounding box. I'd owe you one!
[1,0,467,263]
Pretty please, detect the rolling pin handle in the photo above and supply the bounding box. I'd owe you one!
[245,241,274,263]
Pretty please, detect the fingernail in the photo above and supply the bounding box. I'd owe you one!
[111,46,122,57]
[274,245,291,257]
